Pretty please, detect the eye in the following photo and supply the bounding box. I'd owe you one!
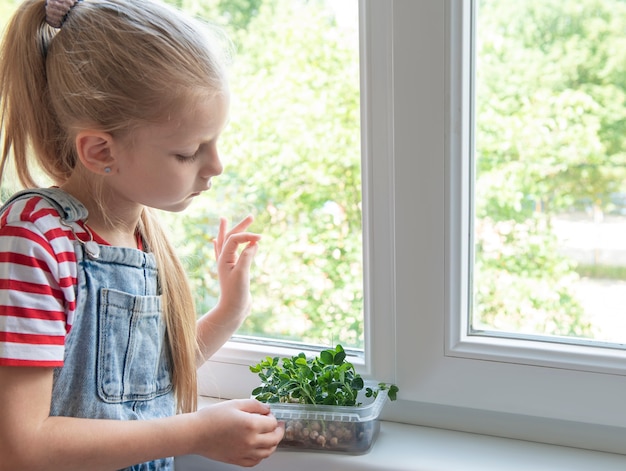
[175,151,200,163]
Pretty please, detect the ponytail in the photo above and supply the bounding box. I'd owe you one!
[0,0,73,188]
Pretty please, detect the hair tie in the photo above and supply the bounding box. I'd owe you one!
[45,0,80,29]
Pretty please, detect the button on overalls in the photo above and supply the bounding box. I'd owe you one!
[1,189,176,471]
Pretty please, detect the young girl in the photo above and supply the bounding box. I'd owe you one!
[0,0,284,469]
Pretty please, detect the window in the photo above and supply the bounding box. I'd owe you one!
[471,0,626,348]
[205,1,626,454]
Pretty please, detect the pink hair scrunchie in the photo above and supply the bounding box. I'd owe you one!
[45,0,80,29]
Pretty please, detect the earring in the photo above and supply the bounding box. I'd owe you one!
[104,167,111,174]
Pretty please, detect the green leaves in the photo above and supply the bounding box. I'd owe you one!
[250,345,397,406]
[319,344,346,366]
[365,382,399,401]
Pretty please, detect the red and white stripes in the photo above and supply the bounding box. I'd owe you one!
[0,196,87,367]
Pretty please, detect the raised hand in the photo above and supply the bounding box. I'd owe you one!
[196,215,262,362]
[213,215,261,318]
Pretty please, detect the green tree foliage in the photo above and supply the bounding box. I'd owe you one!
[474,0,626,337]
[222,1,362,347]
[477,0,626,217]
[166,0,261,34]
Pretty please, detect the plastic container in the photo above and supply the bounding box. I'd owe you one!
[268,380,388,454]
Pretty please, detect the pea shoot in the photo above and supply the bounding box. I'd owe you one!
[250,344,398,406]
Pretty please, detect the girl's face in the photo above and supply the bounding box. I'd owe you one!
[109,93,229,213]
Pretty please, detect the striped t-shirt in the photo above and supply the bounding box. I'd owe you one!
[0,194,105,367]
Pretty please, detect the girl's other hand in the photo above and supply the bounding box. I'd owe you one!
[193,399,284,467]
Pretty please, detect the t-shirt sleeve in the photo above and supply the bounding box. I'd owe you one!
[0,213,74,367]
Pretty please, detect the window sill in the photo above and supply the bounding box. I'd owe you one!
[175,398,626,471]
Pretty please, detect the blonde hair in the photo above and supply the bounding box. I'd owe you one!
[0,0,230,413]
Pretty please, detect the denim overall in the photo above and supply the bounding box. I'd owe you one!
[1,188,176,471]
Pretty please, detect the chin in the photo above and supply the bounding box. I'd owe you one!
[148,193,200,213]
[172,202,194,213]
[152,199,194,213]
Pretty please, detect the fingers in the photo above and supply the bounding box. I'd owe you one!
[252,415,285,456]
[195,400,284,467]
[214,217,227,261]
[219,233,261,268]
[228,399,285,460]
[234,399,285,437]
[228,214,255,233]
[213,215,258,261]
[265,419,285,444]
[235,398,272,415]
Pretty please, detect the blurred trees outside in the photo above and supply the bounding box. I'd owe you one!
[473,0,626,338]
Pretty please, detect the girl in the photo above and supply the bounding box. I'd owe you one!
[0,0,284,470]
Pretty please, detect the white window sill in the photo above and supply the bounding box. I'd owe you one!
[175,398,626,471]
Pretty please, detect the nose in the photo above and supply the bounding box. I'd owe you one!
[200,144,223,178]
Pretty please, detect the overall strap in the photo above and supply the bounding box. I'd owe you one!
[0,188,89,223]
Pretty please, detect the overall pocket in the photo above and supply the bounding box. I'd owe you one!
[97,289,172,403]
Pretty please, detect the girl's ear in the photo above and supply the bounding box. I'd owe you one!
[75,131,117,175]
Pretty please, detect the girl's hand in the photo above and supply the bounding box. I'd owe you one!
[213,215,261,322]
[193,399,284,467]
[196,215,261,363]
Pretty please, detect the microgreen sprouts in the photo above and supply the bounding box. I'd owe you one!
[250,344,398,406]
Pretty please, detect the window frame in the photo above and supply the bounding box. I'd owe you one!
[199,0,626,454]
[447,0,626,377]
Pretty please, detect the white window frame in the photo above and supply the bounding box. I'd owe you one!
[198,0,626,454]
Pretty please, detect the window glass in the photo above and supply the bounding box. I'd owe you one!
[472,0,626,345]
[163,0,364,350]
